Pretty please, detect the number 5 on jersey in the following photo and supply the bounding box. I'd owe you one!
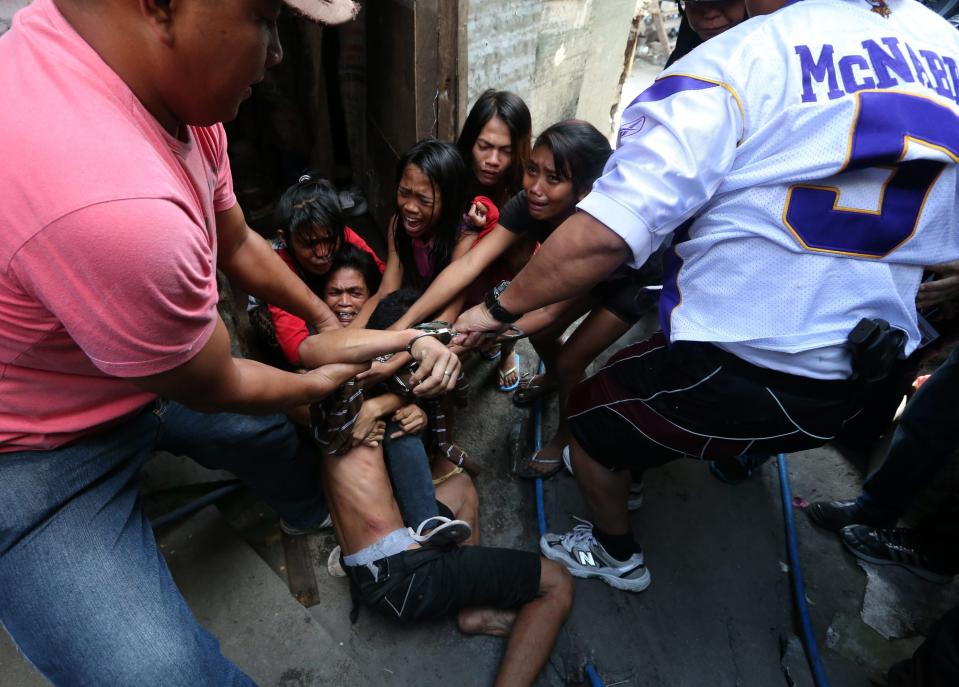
[784,90,959,259]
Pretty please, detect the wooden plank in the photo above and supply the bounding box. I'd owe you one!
[280,530,321,607]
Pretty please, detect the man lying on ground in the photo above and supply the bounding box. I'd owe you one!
[319,437,572,687]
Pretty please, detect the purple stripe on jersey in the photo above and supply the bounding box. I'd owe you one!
[659,221,693,340]
[619,77,719,142]
[632,75,718,106]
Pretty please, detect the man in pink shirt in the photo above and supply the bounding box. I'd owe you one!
[0,0,461,684]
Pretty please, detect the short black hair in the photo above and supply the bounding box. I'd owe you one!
[534,120,612,196]
[276,173,345,247]
[366,288,424,331]
[324,244,382,296]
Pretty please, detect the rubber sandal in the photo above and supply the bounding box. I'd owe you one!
[512,374,558,407]
[515,449,563,480]
[497,352,521,392]
[410,516,472,547]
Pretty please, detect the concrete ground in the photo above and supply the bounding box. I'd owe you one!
[4,315,957,686]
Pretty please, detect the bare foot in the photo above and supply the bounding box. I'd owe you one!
[521,431,570,477]
[457,607,517,637]
[497,351,519,390]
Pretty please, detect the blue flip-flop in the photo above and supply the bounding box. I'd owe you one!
[497,352,521,392]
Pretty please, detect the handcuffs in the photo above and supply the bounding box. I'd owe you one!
[373,285,527,366]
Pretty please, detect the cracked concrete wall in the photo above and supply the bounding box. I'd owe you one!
[467,0,637,137]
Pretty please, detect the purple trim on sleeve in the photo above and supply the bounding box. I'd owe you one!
[632,75,718,106]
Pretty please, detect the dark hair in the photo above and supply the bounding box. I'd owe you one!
[393,140,468,290]
[534,120,612,196]
[276,173,345,248]
[324,244,382,296]
[366,288,424,331]
[456,89,532,203]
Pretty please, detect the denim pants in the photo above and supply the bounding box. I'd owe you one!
[0,399,328,686]
[383,420,439,527]
[858,345,959,519]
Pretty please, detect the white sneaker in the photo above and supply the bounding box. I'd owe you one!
[540,519,650,592]
[327,545,346,578]
[562,446,644,511]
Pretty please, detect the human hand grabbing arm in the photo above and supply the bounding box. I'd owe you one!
[390,404,427,438]
[407,335,461,397]
[918,260,959,310]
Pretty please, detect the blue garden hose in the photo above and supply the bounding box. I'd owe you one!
[777,453,830,687]
[150,481,242,529]
[533,360,548,537]
[531,360,605,686]
[585,663,604,687]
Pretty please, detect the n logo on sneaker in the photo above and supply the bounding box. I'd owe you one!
[577,550,597,567]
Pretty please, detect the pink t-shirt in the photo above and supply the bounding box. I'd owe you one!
[0,0,235,452]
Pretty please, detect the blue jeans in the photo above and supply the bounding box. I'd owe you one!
[383,421,438,527]
[858,346,959,519]
[0,399,328,686]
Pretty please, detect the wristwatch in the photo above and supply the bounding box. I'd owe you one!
[406,321,454,353]
[484,280,519,324]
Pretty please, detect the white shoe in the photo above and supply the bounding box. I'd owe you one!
[562,446,644,511]
[540,518,650,592]
[327,545,346,577]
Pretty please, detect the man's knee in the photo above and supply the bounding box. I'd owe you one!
[539,558,574,614]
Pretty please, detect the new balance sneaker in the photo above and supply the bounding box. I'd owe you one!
[540,520,650,592]
[561,446,644,511]
[841,525,955,584]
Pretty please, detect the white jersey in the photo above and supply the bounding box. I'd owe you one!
[579,0,959,378]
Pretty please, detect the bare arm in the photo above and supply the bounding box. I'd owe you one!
[378,217,405,296]
[216,204,340,332]
[391,225,520,330]
[453,212,631,344]
[298,327,461,397]
[431,230,478,325]
[131,316,364,414]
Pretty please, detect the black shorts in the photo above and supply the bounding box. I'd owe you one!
[567,332,864,472]
[346,546,540,624]
[590,248,666,325]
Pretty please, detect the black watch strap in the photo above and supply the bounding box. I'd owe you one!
[484,281,519,324]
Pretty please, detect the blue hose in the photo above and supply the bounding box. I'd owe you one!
[533,360,547,537]
[777,454,830,687]
[531,360,604,685]
[585,663,605,687]
[150,481,242,529]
